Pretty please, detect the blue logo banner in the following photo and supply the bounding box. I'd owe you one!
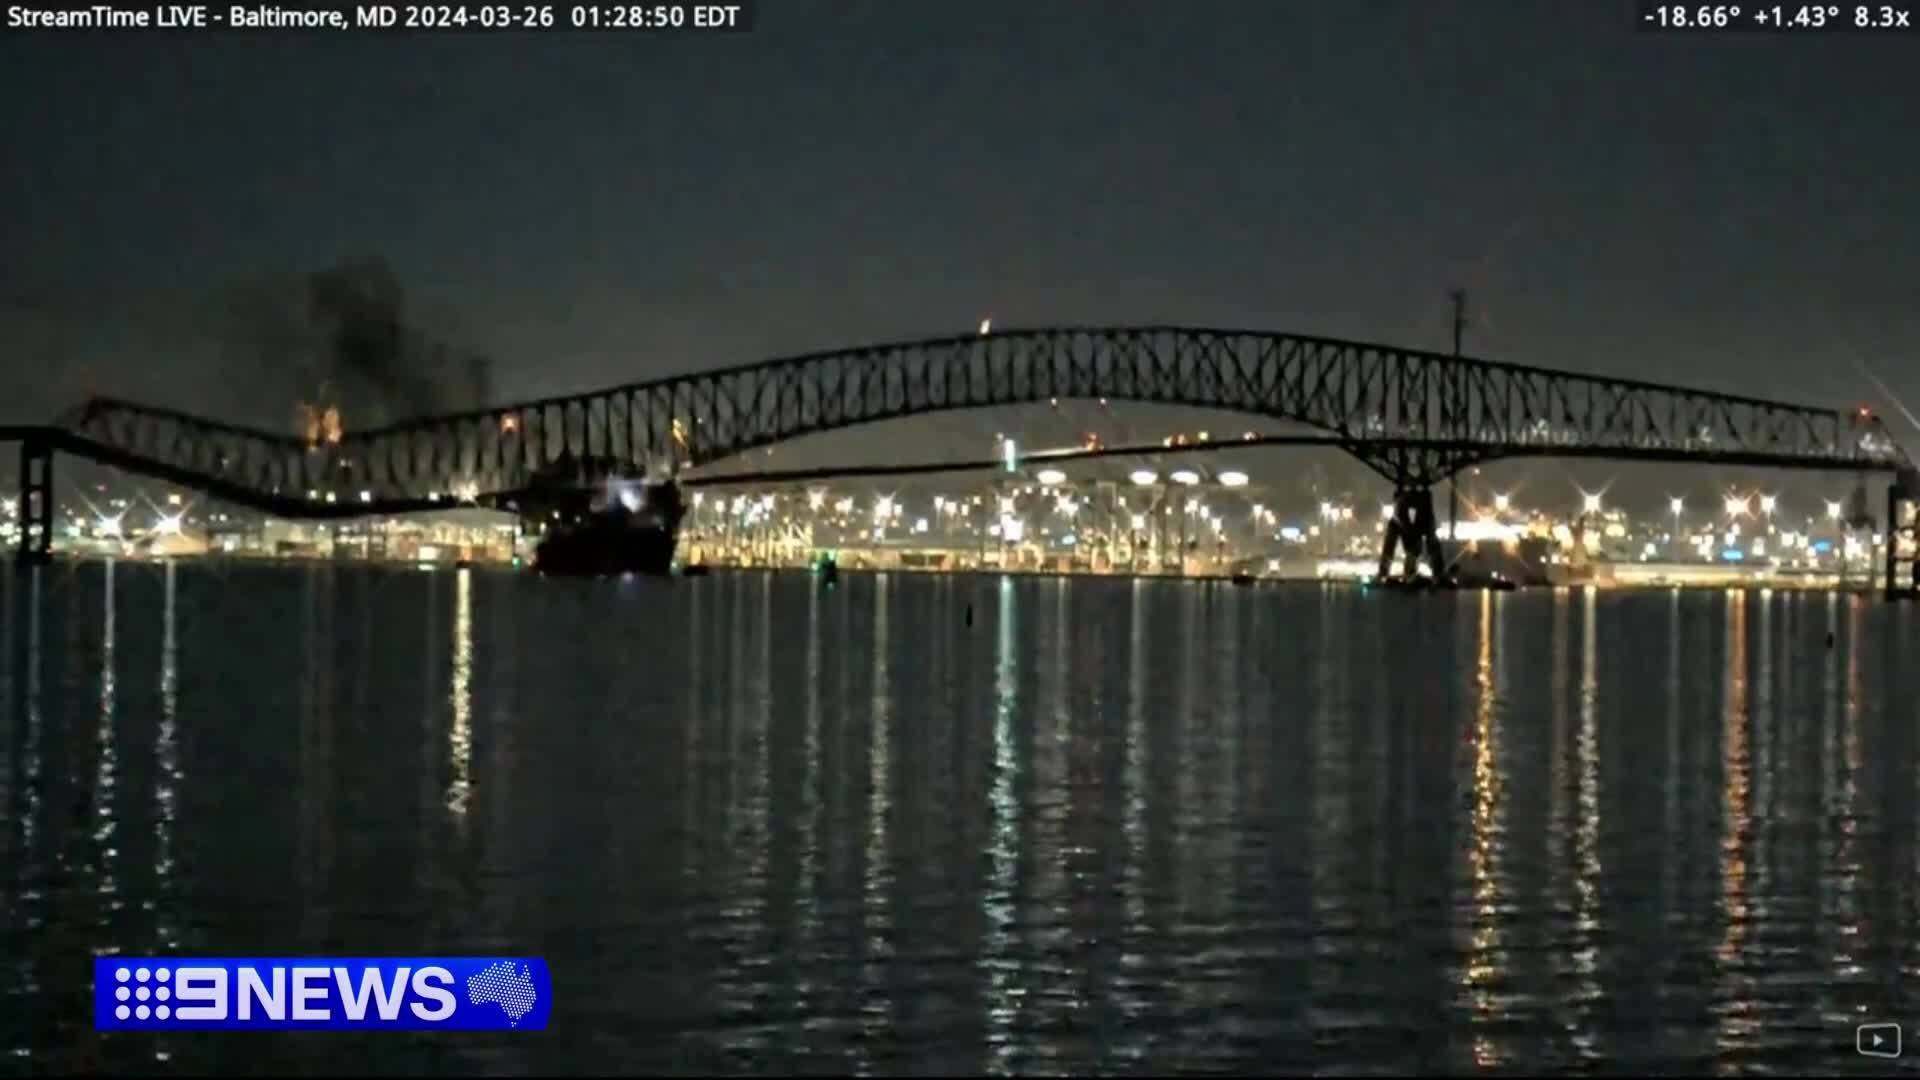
[94,957,551,1031]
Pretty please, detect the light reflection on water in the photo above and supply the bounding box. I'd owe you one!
[2,563,1919,1075]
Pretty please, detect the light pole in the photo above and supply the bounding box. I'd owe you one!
[1670,496,1685,560]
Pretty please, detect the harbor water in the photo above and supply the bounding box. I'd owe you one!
[3,562,1919,1075]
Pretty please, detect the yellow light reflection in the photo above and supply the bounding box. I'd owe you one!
[1569,585,1603,1063]
[795,576,824,1003]
[1465,590,1509,1068]
[154,563,181,953]
[982,576,1022,1075]
[1830,597,1866,988]
[1715,591,1755,1050]
[1115,580,1150,1050]
[446,568,472,818]
[863,575,894,1045]
[93,558,121,933]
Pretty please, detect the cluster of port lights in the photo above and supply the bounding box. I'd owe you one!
[1116,469,1249,488]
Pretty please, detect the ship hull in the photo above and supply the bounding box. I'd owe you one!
[533,519,678,578]
[524,475,687,579]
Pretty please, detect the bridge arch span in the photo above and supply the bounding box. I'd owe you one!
[56,324,1905,507]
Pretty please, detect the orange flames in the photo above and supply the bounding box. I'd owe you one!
[297,402,343,448]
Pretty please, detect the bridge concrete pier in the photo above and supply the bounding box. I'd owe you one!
[14,435,53,567]
[1376,486,1448,583]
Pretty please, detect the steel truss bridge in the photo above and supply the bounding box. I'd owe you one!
[10,324,1920,592]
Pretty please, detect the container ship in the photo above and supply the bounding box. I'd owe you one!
[529,470,687,578]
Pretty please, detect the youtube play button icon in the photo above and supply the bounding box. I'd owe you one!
[1858,1022,1901,1058]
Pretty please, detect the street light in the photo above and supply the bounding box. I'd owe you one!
[1129,470,1158,486]
[1827,500,1843,521]
[1218,470,1249,487]
[1725,493,1750,518]
[1582,492,1602,515]
[1036,468,1067,486]
[1171,470,1201,486]
[1493,492,1510,513]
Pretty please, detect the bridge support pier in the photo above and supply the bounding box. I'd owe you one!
[14,435,53,568]
[1376,486,1447,583]
[1887,474,1919,600]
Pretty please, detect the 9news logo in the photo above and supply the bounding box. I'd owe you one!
[94,957,551,1031]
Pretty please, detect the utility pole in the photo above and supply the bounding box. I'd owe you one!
[1447,289,1467,556]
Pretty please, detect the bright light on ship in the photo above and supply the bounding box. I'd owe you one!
[155,513,183,536]
[97,514,123,538]
[454,480,480,503]
[979,317,992,335]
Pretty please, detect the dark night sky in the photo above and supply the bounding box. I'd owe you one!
[4,1,1918,457]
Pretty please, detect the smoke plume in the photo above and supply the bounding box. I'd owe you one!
[211,255,496,435]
